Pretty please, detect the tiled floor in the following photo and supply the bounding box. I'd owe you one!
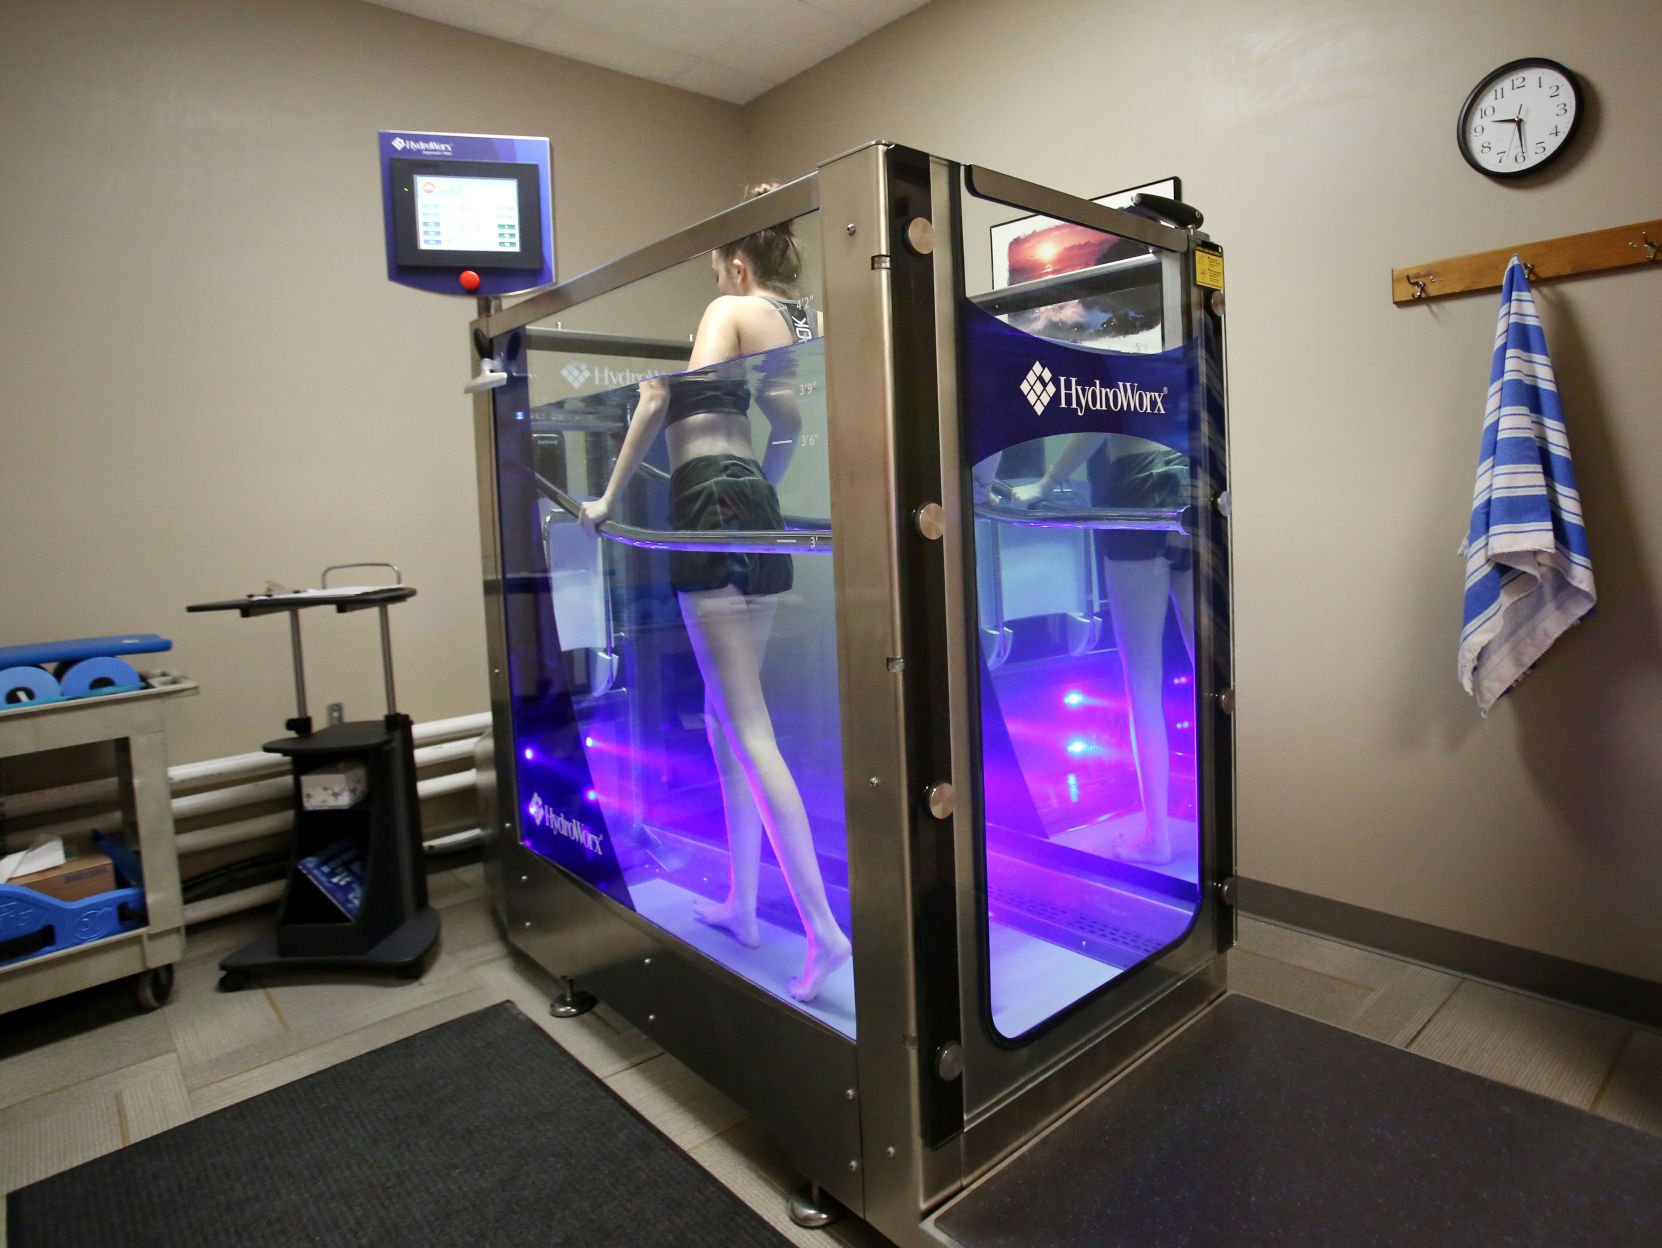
[3,867,1659,1248]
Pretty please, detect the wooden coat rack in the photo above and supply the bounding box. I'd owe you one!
[1392,217,1661,304]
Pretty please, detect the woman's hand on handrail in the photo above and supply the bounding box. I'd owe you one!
[577,497,611,537]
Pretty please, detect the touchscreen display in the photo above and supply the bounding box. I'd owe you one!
[415,174,521,253]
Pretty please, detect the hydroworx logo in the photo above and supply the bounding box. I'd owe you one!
[527,793,604,856]
[390,136,454,154]
[559,359,662,391]
[1021,362,1055,415]
[1021,360,1171,418]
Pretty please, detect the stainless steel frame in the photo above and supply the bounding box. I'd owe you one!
[470,142,1234,1248]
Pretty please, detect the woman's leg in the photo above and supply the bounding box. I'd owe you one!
[679,585,851,1001]
[691,587,785,947]
[1101,554,1177,864]
[694,690,763,947]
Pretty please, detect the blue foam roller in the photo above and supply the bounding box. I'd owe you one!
[0,634,171,669]
[56,656,142,699]
[0,666,61,707]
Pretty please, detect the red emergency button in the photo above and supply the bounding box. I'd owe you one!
[459,270,481,292]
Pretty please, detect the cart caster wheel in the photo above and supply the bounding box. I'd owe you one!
[136,964,175,1011]
[218,970,251,993]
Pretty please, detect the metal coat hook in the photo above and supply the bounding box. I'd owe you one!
[1520,260,1538,280]
[1407,273,1435,299]
[1630,231,1660,262]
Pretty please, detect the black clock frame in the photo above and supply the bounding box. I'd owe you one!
[1457,57,1583,179]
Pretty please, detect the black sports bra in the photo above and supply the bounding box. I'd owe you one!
[663,297,813,426]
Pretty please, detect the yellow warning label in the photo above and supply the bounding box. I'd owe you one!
[1195,248,1224,290]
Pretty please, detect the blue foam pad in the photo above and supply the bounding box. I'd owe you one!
[57,656,143,699]
[0,634,171,669]
[0,666,62,708]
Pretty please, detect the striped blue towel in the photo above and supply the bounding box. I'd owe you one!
[1458,256,1595,714]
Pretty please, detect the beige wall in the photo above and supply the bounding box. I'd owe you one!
[741,0,1662,981]
[0,0,745,763]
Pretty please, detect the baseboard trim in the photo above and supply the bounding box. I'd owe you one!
[1236,878,1662,1031]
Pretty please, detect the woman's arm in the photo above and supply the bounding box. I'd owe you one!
[578,376,668,535]
[754,384,801,484]
[1011,432,1107,506]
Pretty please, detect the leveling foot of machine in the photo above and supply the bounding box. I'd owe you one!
[549,979,597,1018]
[787,1181,847,1230]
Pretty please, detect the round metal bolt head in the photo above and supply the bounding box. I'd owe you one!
[915,502,945,540]
[905,216,935,255]
[936,1041,964,1081]
[928,783,956,820]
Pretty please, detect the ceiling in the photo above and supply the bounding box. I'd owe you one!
[364,0,930,104]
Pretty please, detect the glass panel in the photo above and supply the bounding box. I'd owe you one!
[492,209,855,1036]
[962,194,1204,1040]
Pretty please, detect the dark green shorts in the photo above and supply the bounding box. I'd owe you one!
[666,456,794,597]
[1088,447,1193,566]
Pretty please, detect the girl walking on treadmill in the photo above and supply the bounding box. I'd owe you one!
[580,190,850,1003]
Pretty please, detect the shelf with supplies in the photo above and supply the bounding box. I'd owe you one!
[0,680,199,1014]
[1393,217,1662,304]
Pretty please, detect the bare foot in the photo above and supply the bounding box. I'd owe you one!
[788,931,852,1002]
[693,898,761,948]
[1110,830,1174,866]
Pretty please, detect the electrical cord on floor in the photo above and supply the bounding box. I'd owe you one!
[180,853,289,903]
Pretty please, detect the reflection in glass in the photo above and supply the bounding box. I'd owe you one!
[969,224,1203,1039]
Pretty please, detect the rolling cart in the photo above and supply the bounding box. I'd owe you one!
[186,563,439,991]
[0,678,196,1014]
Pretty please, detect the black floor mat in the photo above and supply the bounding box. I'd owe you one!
[936,993,1662,1247]
[7,1001,793,1247]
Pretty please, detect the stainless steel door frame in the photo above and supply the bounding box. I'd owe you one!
[818,141,933,1232]
[932,162,1234,1185]
[471,339,513,927]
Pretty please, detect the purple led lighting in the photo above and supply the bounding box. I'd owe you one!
[1063,690,1085,707]
[584,736,594,747]
[523,747,535,761]
[584,788,599,803]
[1066,739,1089,756]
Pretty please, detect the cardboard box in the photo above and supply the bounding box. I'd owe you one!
[9,852,117,902]
[301,760,368,810]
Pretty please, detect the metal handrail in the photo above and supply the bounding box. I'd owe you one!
[969,253,1163,317]
[976,498,1194,533]
[481,174,821,339]
[542,480,833,554]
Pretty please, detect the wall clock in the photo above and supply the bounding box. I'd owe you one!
[1458,58,1583,178]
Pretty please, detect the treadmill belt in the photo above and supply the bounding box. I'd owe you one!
[934,994,1662,1247]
